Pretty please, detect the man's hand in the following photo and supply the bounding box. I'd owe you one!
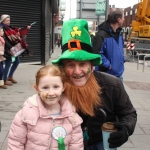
[108,122,129,148]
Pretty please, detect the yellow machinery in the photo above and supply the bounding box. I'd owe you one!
[129,0,150,39]
[128,0,150,57]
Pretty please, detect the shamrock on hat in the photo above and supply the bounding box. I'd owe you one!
[52,19,102,66]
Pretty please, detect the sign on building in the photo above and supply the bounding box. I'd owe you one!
[95,0,106,15]
[55,26,62,34]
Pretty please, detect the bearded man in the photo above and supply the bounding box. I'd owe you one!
[52,19,137,150]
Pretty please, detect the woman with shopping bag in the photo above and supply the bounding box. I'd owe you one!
[0,14,31,85]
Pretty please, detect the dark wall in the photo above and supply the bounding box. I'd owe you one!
[0,0,59,65]
[41,0,53,65]
[0,0,42,63]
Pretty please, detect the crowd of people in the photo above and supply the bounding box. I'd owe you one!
[1,8,137,150]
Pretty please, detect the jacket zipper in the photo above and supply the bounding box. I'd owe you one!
[49,119,55,150]
[88,126,93,144]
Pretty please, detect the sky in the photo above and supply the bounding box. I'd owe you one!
[64,0,139,20]
[109,0,139,8]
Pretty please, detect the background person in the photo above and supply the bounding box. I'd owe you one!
[57,37,61,48]
[0,14,31,86]
[8,65,83,150]
[0,25,7,89]
[92,8,126,82]
[52,19,137,150]
[88,30,95,45]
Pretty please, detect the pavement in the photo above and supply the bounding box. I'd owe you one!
[0,46,150,150]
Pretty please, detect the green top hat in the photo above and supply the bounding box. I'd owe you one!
[52,19,102,66]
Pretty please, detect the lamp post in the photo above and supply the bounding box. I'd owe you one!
[70,0,71,19]
[105,0,109,20]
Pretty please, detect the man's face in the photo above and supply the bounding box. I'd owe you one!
[63,60,93,87]
[3,18,10,26]
[118,13,125,27]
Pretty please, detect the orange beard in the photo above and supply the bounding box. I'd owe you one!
[64,73,102,116]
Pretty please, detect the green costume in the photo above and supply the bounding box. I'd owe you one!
[52,19,102,66]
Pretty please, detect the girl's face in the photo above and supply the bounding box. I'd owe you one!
[35,75,65,107]
[0,29,4,36]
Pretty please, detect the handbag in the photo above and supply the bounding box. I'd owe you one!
[9,42,25,57]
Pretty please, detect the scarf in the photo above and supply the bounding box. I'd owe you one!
[2,23,31,56]
[1,23,21,44]
[19,27,30,55]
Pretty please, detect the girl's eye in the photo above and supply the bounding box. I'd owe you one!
[43,87,48,90]
[54,85,59,88]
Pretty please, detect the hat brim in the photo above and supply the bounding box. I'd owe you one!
[51,50,102,66]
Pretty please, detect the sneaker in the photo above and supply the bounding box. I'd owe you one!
[4,80,13,86]
[0,85,7,89]
[7,77,17,83]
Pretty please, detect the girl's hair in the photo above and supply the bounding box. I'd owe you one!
[35,65,65,86]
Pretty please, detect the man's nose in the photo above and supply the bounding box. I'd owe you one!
[74,66,81,74]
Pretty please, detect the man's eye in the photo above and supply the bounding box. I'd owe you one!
[80,63,86,66]
[67,64,73,67]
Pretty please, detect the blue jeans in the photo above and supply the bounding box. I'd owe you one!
[3,57,20,81]
[118,75,123,83]
[0,61,3,80]
[87,142,117,150]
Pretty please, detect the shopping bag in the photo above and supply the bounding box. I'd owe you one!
[9,42,25,57]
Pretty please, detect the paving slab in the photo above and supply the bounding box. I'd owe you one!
[0,139,7,150]
[129,135,150,148]
[0,131,8,142]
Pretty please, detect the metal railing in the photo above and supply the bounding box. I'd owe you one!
[137,53,150,72]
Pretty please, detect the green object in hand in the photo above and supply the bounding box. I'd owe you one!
[11,56,16,62]
[83,130,89,140]
[58,137,66,150]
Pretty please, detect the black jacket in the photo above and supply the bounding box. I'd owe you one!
[3,33,15,59]
[80,71,137,145]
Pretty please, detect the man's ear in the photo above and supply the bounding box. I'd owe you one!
[34,85,38,92]
[91,66,94,72]
[90,63,94,73]
[118,18,121,23]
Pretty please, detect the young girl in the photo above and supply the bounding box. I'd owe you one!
[0,25,7,89]
[7,65,83,150]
